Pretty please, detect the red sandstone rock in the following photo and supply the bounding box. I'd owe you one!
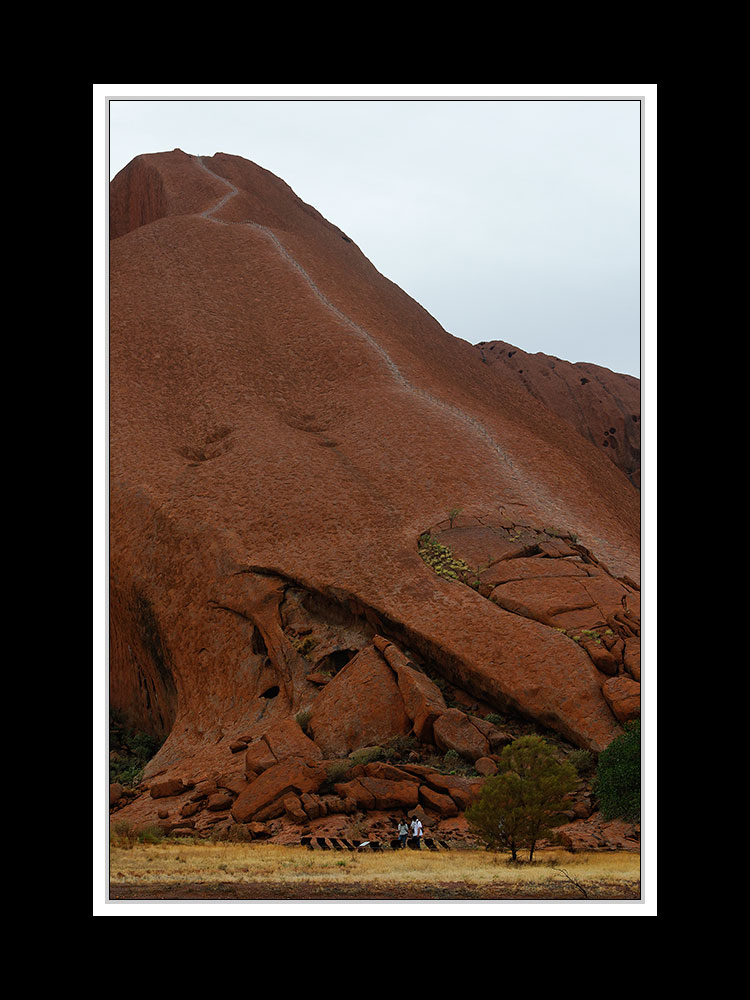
[231,758,327,823]
[308,645,411,756]
[475,756,498,777]
[109,150,640,834]
[356,776,420,811]
[333,778,376,811]
[554,812,639,852]
[624,638,641,681]
[206,792,234,812]
[374,636,448,743]
[419,784,459,817]
[422,773,479,811]
[476,339,640,488]
[216,771,249,795]
[283,794,309,825]
[263,718,322,763]
[433,709,490,762]
[244,740,277,776]
[189,780,217,800]
[149,777,188,799]
[363,761,420,784]
[601,676,641,723]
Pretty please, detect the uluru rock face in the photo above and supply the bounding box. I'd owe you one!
[475,340,641,488]
[109,149,640,839]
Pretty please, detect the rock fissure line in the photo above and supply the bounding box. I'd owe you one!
[193,156,519,479]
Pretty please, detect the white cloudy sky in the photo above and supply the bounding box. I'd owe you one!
[101,85,652,378]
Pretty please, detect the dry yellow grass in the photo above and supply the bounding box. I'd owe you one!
[109,841,640,900]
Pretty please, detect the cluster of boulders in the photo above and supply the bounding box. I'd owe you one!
[110,632,638,851]
[110,747,486,844]
[423,519,641,725]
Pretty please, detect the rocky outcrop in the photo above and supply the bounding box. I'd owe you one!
[109,632,633,849]
[420,518,641,687]
[476,340,640,488]
[109,150,641,841]
[554,813,640,852]
[232,758,328,823]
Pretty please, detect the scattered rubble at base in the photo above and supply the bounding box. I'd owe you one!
[110,636,638,854]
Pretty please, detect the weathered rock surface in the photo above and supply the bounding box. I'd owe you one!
[475,340,640,488]
[601,676,641,724]
[308,645,412,757]
[231,758,328,823]
[553,812,640,852]
[243,718,322,777]
[109,149,641,836]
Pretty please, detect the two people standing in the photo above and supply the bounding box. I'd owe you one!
[396,816,424,848]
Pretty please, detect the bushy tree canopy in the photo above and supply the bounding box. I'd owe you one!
[594,720,640,821]
[466,735,578,861]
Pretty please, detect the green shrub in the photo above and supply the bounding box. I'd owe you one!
[447,507,462,528]
[110,712,165,788]
[348,746,385,767]
[569,749,595,777]
[324,760,354,787]
[382,734,418,760]
[110,820,137,847]
[137,824,165,844]
[594,721,640,821]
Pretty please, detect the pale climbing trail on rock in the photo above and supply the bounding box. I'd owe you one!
[193,156,522,480]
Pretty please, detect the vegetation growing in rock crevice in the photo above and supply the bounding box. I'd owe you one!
[417,532,473,583]
[110,709,165,788]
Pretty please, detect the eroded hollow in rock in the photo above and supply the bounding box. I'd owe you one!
[315,648,358,675]
[110,586,178,743]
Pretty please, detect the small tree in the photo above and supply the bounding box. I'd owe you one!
[466,735,578,861]
[447,507,462,528]
[594,720,640,821]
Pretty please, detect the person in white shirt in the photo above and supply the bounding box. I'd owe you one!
[411,816,423,848]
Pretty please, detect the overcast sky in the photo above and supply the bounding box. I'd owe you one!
[103,86,647,378]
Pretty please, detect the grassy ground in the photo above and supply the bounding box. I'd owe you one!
[108,841,640,901]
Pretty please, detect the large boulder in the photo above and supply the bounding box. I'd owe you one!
[308,645,411,757]
[601,676,641,723]
[231,758,327,823]
[433,709,491,762]
[374,636,447,743]
[149,777,190,799]
[421,772,481,811]
[419,784,459,817]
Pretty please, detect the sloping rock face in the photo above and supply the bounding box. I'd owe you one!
[476,341,640,488]
[109,150,640,832]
